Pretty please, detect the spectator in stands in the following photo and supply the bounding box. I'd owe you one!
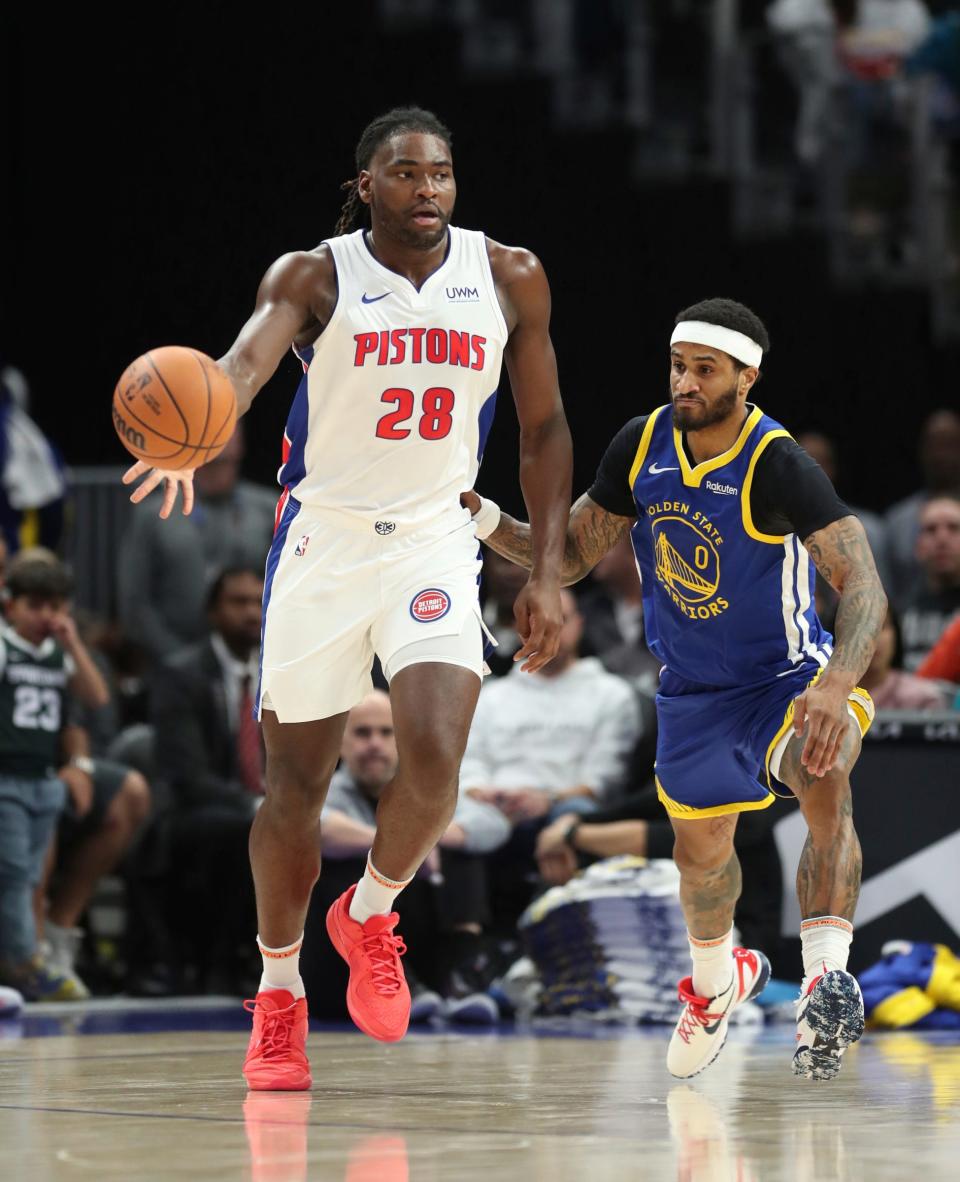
[461,588,639,826]
[839,0,931,77]
[39,727,152,998]
[885,409,960,607]
[0,554,109,1000]
[900,494,960,670]
[916,614,960,693]
[860,606,946,708]
[5,551,155,998]
[577,531,643,657]
[576,534,661,695]
[767,0,843,183]
[301,691,508,1022]
[0,358,67,555]
[150,565,265,990]
[118,424,277,661]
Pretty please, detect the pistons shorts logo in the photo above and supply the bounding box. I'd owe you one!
[410,588,451,622]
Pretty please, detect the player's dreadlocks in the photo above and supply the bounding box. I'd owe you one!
[335,106,453,237]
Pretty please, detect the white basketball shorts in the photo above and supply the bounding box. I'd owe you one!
[257,495,487,723]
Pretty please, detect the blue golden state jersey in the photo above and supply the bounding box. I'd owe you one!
[629,404,833,688]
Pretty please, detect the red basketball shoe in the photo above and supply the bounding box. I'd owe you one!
[326,885,410,1042]
[242,989,312,1091]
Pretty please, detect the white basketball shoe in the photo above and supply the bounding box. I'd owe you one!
[793,969,864,1080]
[667,947,770,1079]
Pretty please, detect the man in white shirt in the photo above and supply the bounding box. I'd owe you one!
[461,589,640,827]
[458,588,640,924]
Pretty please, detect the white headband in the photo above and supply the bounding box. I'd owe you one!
[671,321,763,368]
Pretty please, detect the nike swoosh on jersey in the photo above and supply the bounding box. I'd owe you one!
[361,292,391,304]
[648,463,679,474]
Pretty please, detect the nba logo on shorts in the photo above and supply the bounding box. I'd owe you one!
[410,588,451,622]
[294,535,310,557]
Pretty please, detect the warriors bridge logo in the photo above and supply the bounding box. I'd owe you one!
[648,502,729,620]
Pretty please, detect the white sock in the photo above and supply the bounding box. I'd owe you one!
[689,929,734,999]
[800,916,853,989]
[348,855,412,925]
[257,932,305,1000]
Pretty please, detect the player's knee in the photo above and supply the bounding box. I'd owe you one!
[673,836,734,878]
[399,730,465,791]
[263,762,332,822]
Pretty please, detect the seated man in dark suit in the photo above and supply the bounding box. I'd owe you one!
[150,565,264,991]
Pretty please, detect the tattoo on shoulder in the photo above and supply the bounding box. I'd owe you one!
[804,515,877,592]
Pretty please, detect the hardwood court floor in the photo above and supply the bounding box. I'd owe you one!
[1,1005,958,1181]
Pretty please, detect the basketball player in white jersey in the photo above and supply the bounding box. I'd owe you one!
[122,107,572,1089]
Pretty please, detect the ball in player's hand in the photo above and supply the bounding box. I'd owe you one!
[112,346,237,470]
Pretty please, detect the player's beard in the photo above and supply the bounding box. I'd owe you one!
[379,204,451,251]
[672,384,739,432]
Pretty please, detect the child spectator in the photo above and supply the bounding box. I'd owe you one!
[0,554,108,998]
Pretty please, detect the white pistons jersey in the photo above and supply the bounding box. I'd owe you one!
[278,226,509,532]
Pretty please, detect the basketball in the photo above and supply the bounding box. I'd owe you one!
[112,346,237,470]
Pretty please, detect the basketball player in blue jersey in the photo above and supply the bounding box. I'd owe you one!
[122,107,572,1089]
[465,297,887,1081]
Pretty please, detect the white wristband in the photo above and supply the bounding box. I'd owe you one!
[471,496,502,540]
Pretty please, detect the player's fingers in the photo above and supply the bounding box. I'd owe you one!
[512,597,531,643]
[129,469,169,505]
[540,619,562,661]
[801,715,823,769]
[128,469,166,504]
[513,636,537,666]
[513,613,544,665]
[158,478,179,520]
[818,721,846,777]
[121,460,150,484]
[805,716,832,777]
[181,475,195,516]
[519,618,549,672]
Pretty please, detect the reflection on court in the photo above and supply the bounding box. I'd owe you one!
[1,1013,958,1181]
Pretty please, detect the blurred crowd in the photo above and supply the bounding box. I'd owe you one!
[0,351,958,1020]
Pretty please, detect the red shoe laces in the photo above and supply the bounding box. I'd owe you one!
[243,997,300,1059]
[675,982,724,1044]
[361,930,407,995]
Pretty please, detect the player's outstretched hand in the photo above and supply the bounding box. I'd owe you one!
[792,679,850,778]
[121,461,195,518]
[513,577,562,673]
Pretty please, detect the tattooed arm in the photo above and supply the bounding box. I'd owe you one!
[464,490,635,586]
[793,514,888,776]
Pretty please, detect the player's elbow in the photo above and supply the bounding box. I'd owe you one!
[519,407,571,455]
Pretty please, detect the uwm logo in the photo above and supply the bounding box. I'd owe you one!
[446,285,479,301]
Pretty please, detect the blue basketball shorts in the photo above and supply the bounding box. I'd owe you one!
[653,665,874,820]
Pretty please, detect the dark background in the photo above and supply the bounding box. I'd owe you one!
[5,4,953,516]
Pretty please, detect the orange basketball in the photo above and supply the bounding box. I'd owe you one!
[112,346,237,470]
